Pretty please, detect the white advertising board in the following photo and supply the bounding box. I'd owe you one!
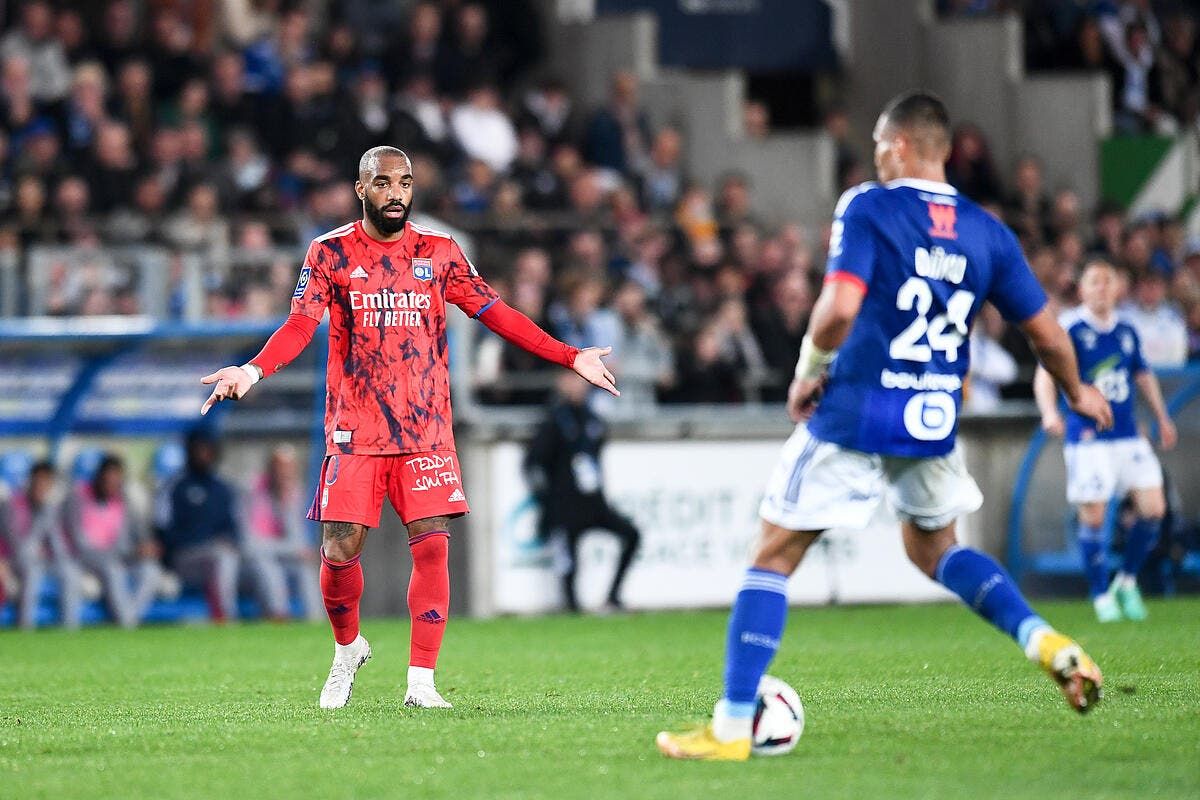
[487,439,957,613]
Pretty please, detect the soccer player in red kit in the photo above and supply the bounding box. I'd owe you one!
[199,146,619,709]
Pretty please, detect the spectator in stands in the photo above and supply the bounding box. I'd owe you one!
[162,182,230,274]
[552,272,620,352]
[0,0,70,103]
[439,2,502,98]
[1156,14,1200,127]
[63,453,162,628]
[384,1,444,91]
[158,431,241,622]
[85,121,139,214]
[751,269,812,396]
[524,373,641,613]
[1,460,81,630]
[639,127,685,213]
[13,173,54,245]
[743,100,770,139]
[451,82,518,173]
[451,158,495,214]
[584,70,650,175]
[670,322,744,404]
[112,59,156,153]
[947,123,1002,204]
[1121,270,1189,367]
[716,173,759,234]
[240,446,322,621]
[54,7,93,67]
[610,280,674,411]
[1005,154,1052,245]
[967,304,1021,412]
[521,78,577,145]
[216,127,273,213]
[94,0,137,72]
[63,62,109,159]
[1111,21,1173,134]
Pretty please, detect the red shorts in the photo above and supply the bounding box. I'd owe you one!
[307,451,470,528]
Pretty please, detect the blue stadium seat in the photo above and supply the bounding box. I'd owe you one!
[0,450,34,491]
[71,447,107,482]
[152,441,186,483]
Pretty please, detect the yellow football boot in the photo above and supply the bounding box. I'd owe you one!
[1036,631,1103,714]
[655,725,752,761]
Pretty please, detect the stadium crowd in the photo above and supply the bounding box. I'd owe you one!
[0,0,1198,414]
[944,1,1200,134]
[0,434,322,628]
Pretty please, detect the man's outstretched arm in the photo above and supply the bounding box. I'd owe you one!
[476,300,619,397]
[199,313,320,415]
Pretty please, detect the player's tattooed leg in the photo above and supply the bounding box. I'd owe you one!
[407,516,451,539]
[322,521,368,562]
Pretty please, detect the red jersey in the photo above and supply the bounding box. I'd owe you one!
[291,220,498,456]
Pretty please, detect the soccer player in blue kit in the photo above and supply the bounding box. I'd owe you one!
[657,91,1115,761]
[1034,259,1176,623]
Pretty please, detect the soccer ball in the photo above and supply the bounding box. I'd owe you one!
[752,675,804,756]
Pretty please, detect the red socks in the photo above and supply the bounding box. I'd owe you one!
[320,549,364,646]
[320,532,449,665]
[408,531,450,668]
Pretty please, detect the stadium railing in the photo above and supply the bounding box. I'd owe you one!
[1007,365,1200,593]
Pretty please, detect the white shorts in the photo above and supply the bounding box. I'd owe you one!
[1064,437,1162,505]
[759,425,983,532]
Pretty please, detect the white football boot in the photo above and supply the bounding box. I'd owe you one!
[319,635,371,709]
[404,666,453,708]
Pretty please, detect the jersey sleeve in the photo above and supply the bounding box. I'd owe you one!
[443,238,500,317]
[985,223,1048,323]
[824,188,877,291]
[289,241,333,320]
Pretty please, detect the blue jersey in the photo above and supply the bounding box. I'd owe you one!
[807,179,1047,457]
[1063,312,1146,443]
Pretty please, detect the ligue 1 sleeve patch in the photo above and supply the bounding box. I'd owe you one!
[293,266,311,298]
[412,258,433,281]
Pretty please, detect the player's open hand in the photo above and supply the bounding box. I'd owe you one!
[200,366,255,416]
[1041,412,1065,438]
[1158,417,1178,450]
[572,347,620,397]
[786,375,826,423]
[1068,384,1113,432]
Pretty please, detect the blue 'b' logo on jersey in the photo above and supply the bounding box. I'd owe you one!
[412,258,433,281]
[293,266,311,298]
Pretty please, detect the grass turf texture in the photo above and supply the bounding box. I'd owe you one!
[2,599,1198,800]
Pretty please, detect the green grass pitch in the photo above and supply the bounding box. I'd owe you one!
[3,599,1198,799]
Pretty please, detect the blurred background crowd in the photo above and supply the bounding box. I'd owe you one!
[3,0,1200,627]
[1,1,1199,410]
[2,3,1200,410]
[0,435,321,629]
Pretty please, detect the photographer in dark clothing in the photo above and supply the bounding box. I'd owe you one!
[524,374,641,612]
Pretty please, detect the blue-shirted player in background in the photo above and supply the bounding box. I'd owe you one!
[656,91,1115,761]
[1034,259,1176,623]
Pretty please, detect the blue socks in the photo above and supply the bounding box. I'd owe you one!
[1076,522,1110,598]
[721,568,788,713]
[936,546,1045,649]
[1122,517,1161,578]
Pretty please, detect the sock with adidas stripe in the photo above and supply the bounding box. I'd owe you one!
[320,549,364,646]
[408,530,450,669]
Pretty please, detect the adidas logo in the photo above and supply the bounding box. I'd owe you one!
[447,488,466,503]
[416,609,445,624]
[350,265,369,279]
